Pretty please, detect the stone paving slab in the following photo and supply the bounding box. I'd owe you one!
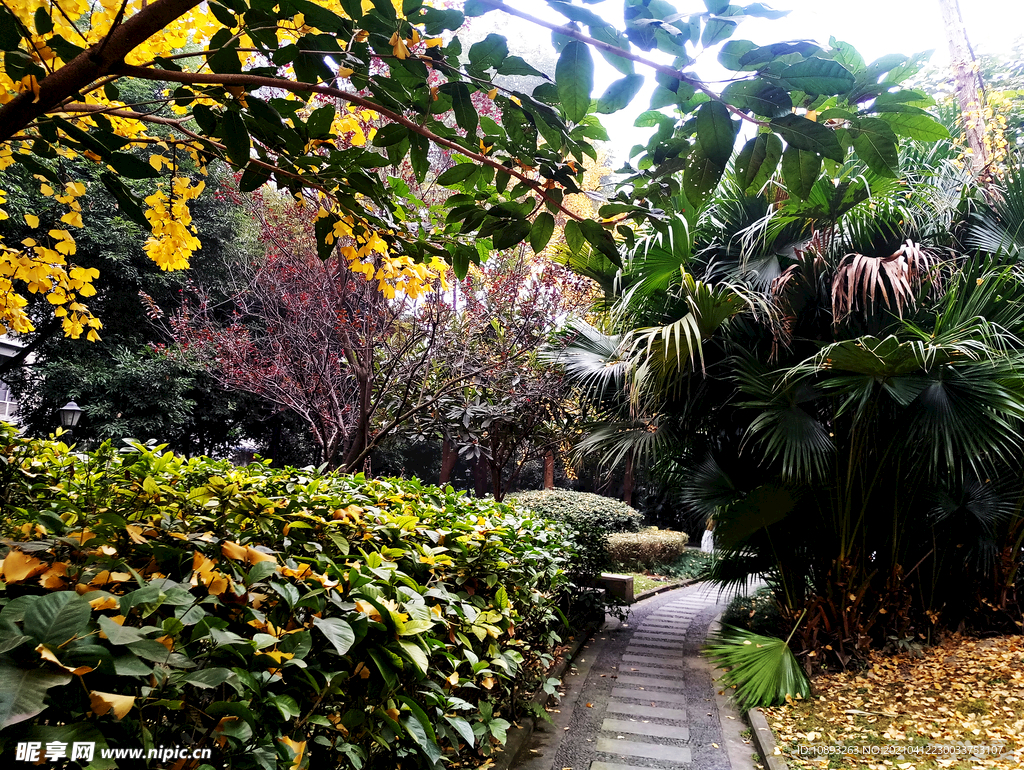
[613,673,687,688]
[605,702,689,720]
[611,686,688,705]
[614,665,688,680]
[621,652,685,665]
[627,638,684,650]
[603,718,691,740]
[597,737,694,763]
[592,762,675,770]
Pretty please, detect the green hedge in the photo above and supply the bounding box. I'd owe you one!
[509,490,643,591]
[0,426,578,769]
[606,529,690,571]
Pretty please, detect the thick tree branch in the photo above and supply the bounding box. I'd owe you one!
[0,0,205,142]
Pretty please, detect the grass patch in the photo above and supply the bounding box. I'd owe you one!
[762,634,1024,769]
[628,572,681,594]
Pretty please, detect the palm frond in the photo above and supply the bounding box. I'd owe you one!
[704,624,811,710]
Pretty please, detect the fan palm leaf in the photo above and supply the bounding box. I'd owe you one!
[704,623,811,710]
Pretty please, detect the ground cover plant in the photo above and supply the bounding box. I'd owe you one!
[762,635,1024,769]
[0,424,581,769]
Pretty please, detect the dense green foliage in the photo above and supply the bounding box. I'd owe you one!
[510,489,643,589]
[0,425,579,769]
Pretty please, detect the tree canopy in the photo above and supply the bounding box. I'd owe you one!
[0,0,949,339]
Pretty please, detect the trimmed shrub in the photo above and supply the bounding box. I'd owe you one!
[509,490,643,597]
[0,426,578,769]
[509,490,644,535]
[606,528,690,571]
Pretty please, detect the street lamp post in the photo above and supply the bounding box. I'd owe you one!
[58,400,82,430]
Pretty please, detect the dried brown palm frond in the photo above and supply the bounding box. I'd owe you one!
[769,235,832,356]
[831,240,943,324]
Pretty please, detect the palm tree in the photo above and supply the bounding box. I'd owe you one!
[552,144,1024,665]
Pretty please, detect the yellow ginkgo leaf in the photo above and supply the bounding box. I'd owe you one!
[220,540,247,561]
[24,214,39,228]
[89,691,135,720]
[37,644,95,675]
[278,736,307,770]
[38,562,68,589]
[88,596,119,611]
[2,549,49,583]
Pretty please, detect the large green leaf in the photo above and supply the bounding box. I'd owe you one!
[875,110,950,141]
[555,41,595,124]
[596,74,644,114]
[695,101,737,168]
[685,142,726,205]
[0,665,70,729]
[780,145,821,200]
[721,78,792,118]
[779,57,856,96]
[468,33,508,70]
[770,114,844,162]
[219,110,250,166]
[23,592,90,647]
[312,617,355,655]
[530,212,555,253]
[735,133,782,195]
[851,118,900,177]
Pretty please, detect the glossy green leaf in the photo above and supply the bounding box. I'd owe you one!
[850,117,900,177]
[0,666,70,729]
[23,592,90,647]
[779,57,856,96]
[721,78,792,117]
[530,212,556,253]
[556,41,595,124]
[735,133,782,195]
[781,145,822,200]
[770,114,845,162]
[436,163,478,186]
[596,74,644,114]
[695,101,737,167]
[220,111,250,166]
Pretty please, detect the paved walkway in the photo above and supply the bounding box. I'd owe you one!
[516,582,755,770]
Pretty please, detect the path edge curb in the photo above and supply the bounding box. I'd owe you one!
[632,576,700,603]
[490,620,598,770]
[747,707,789,770]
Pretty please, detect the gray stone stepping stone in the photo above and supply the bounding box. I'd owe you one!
[628,638,681,649]
[613,674,686,688]
[622,652,684,665]
[615,665,687,679]
[606,702,689,720]
[592,762,677,770]
[603,718,690,740]
[597,737,693,763]
[635,627,689,636]
[611,687,687,705]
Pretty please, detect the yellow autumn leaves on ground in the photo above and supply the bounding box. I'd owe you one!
[763,635,1024,769]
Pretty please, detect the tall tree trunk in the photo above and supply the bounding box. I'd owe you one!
[939,0,991,177]
[440,437,458,484]
[472,454,489,498]
[544,449,555,490]
[622,454,635,507]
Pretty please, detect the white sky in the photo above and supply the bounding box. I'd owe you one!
[482,0,1024,161]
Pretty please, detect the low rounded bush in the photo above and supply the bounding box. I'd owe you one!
[0,426,578,769]
[509,490,644,534]
[606,528,690,571]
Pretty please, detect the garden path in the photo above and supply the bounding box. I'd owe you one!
[514,582,758,770]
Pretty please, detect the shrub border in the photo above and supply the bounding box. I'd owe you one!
[490,620,600,770]
[633,577,700,603]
